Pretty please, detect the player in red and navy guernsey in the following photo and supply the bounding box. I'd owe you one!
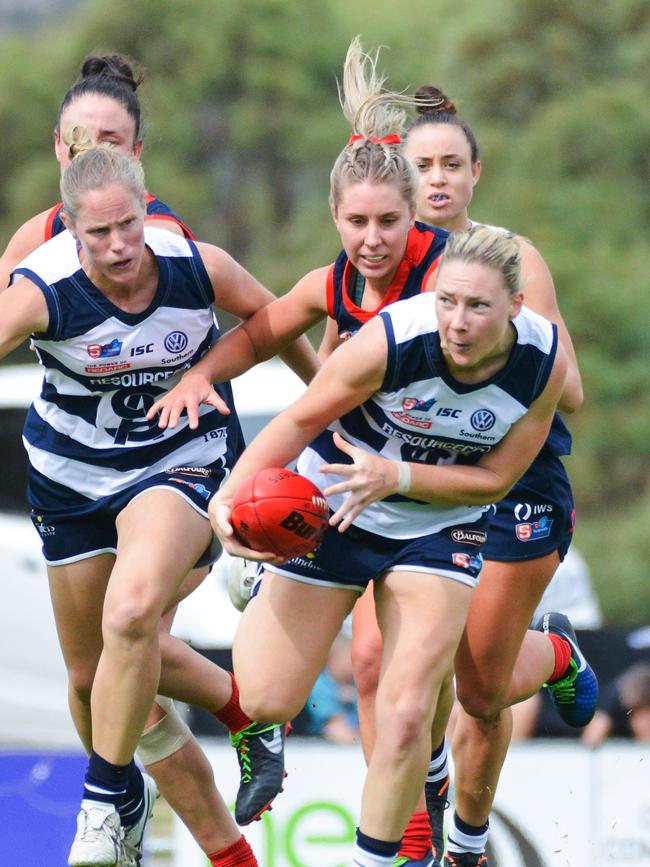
[144,217,449,432]
[326,219,447,342]
[144,217,449,429]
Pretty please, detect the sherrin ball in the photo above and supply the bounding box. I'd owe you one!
[231,468,329,559]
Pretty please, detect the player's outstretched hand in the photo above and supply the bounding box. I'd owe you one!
[146,372,230,430]
[320,431,400,532]
[208,495,284,565]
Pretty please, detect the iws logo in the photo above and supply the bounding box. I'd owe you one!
[470,408,496,432]
[514,502,554,521]
[451,528,487,546]
[164,331,188,353]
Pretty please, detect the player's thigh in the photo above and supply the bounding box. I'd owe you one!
[375,569,472,710]
[455,552,559,695]
[47,553,114,674]
[233,570,357,713]
[111,489,212,614]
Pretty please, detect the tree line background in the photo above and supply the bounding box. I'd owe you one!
[0,0,647,623]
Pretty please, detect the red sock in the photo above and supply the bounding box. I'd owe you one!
[397,811,432,860]
[547,634,572,683]
[209,835,257,866]
[213,673,252,734]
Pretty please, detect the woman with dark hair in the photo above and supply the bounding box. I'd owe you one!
[0,52,193,291]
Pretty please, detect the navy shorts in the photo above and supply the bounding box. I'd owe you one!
[264,511,492,592]
[28,464,224,567]
[482,450,575,563]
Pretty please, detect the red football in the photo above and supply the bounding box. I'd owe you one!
[231,468,329,559]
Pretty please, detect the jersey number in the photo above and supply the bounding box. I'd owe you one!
[106,388,166,445]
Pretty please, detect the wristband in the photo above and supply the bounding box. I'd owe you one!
[395,461,411,494]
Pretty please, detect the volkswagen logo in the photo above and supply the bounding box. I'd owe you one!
[164,331,188,353]
[470,409,496,431]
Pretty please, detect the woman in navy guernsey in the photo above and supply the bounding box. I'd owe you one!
[337,88,599,866]
[154,40,566,867]
[0,135,321,867]
[0,54,315,867]
[210,228,566,867]
[389,90,593,867]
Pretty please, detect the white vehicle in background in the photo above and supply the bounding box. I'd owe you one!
[0,360,306,747]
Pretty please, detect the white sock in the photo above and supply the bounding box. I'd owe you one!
[352,842,397,866]
[427,737,449,783]
[446,812,489,855]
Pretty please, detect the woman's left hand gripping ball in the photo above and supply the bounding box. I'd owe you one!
[320,431,401,532]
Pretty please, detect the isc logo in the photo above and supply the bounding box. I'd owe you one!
[280,511,320,540]
[130,343,154,357]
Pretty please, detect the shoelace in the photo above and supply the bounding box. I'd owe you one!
[546,657,578,703]
[230,730,253,783]
[230,722,282,784]
[78,811,120,844]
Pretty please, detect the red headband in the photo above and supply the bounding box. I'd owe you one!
[348,134,402,146]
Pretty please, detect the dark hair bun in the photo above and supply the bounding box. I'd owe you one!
[414,85,456,117]
[79,53,143,91]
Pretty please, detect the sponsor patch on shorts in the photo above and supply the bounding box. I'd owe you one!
[167,465,212,478]
[451,528,487,546]
[34,514,56,537]
[515,517,553,542]
[452,552,482,571]
[168,477,212,500]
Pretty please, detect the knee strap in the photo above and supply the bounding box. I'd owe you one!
[136,696,192,765]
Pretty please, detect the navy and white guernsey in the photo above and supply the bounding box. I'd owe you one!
[326,221,449,339]
[14,227,241,503]
[468,220,571,461]
[298,292,558,540]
